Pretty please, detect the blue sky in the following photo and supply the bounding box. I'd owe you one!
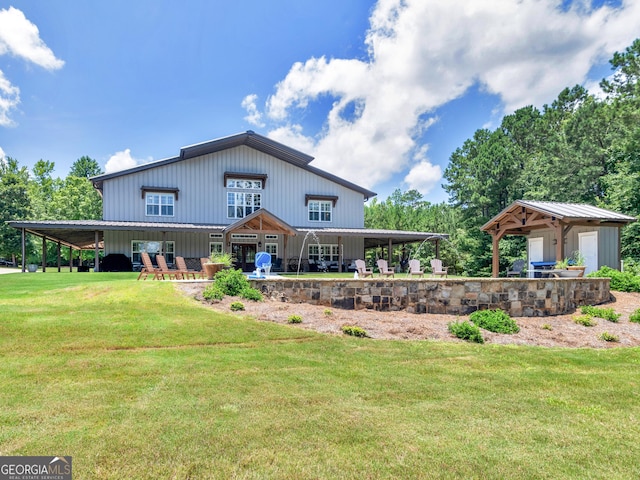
[1,0,638,204]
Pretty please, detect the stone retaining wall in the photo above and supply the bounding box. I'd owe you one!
[250,278,611,317]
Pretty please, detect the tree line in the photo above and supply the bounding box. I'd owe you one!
[0,156,102,264]
[365,39,640,276]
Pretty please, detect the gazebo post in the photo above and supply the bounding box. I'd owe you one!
[57,242,61,272]
[555,223,565,262]
[41,236,47,273]
[21,228,26,273]
[69,246,73,272]
[492,234,500,278]
[94,230,100,272]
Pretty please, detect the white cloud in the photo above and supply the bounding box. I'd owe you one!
[241,94,265,127]
[0,7,64,70]
[104,149,145,174]
[404,146,442,194]
[246,0,640,196]
[0,145,5,162]
[0,7,64,127]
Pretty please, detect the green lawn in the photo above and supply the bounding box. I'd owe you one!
[1,272,639,479]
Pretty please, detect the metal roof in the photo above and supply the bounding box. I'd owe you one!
[90,131,377,200]
[516,200,637,222]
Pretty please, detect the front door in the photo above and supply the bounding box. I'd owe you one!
[232,243,257,272]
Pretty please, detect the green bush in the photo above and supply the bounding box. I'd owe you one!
[541,323,553,331]
[580,305,621,322]
[587,266,640,292]
[202,283,225,301]
[323,309,333,316]
[469,309,520,334]
[448,320,484,344]
[630,308,640,323]
[288,315,303,324]
[600,332,619,342]
[230,301,245,311]
[341,325,367,337]
[573,314,597,327]
[240,287,263,301]
[215,268,251,296]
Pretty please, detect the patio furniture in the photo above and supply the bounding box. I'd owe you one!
[138,252,164,280]
[377,259,395,278]
[176,256,201,279]
[506,259,526,278]
[407,259,424,277]
[156,255,187,280]
[430,259,448,278]
[354,259,373,278]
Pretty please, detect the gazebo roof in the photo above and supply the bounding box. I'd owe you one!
[481,200,636,235]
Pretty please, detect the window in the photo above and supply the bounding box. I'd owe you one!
[227,179,263,189]
[308,200,332,222]
[265,243,278,256]
[146,193,174,217]
[132,240,174,264]
[227,192,261,219]
[308,244,339,262]
[209,242,223,255]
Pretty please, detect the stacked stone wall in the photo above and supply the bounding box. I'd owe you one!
[251,278,611,317]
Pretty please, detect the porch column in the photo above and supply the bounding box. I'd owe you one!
[94,230,100,272]
[69,246,73,272]
[555,223,565,262]
[42,236,47,273]
[283,235,289,272]
[57,242,61,272]
[21,228,26,273]
[492,234,500,278]
[338,236,343,273]
[387,238,392,263]
[435,239,440,259]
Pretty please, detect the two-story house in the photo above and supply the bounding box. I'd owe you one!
[11,131,448,272]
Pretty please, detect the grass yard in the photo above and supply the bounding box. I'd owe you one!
[1,272,640,479]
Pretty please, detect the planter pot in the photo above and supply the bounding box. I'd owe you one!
[27,264,38,273]
[203,262,225,280]
[557,269,581,278]
[567,265,586,277]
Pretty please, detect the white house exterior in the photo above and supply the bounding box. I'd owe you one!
[11,131,448,272]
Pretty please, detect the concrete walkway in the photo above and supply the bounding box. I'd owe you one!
[0,267,22,274]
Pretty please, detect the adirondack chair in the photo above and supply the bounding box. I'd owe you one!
[407,259,424,277]
[138,252,164,280]
[354,259,373,278]
[430,258,448,278]
[506,259,526,278]
[176,256,201,279]
[377,259,395,278]
[156,254,186,280]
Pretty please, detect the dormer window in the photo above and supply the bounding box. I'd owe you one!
[308,200,332,222]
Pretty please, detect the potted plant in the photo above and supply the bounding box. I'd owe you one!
[203,251,233,280]
[566,250,586,276]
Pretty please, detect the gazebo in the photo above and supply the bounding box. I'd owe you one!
[481,200,637,277]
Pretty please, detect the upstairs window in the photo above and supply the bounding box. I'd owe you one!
[308,200,332,222]
[146,193,174,217]
[227,192,261,219]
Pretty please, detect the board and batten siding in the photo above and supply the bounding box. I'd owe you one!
[528,225,621,269]
[102,145,366,228]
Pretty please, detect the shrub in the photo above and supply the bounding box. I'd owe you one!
[469,309,520,334]
[580,305,621,322]
[542,323,553,331]
[573,314,597,327]
[202,283,225,301]
[230,301,245,311]
[240,287,263,301]
[586,266,640,292]
[288,315,303,324]
[341,325,367,337]
[323,309,333,316]
[215,268,250,296]
[630,308,640,324]
[448,320,484,344]
[600,332,619,342]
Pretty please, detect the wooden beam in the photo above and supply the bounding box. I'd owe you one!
[492,234,500,278]
[555,222,565,262]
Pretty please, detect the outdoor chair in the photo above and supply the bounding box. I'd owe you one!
[506,259,526,278]
[430,258,448,278]
[377,259,395,278]
[156,255,186,280]
[138,252,164,280]
[407,259,424,277]
[354,259,373,278]
[176,256,202,279]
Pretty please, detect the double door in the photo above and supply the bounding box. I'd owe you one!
[231,243,256,272]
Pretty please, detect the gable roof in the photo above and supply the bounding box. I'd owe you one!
[481,200,636,233]
[91,131,376,200]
